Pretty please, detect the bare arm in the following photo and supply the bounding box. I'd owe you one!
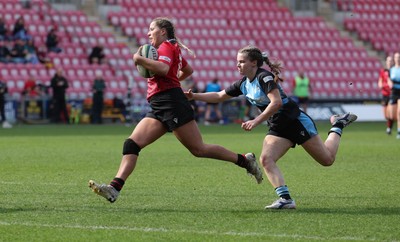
[241,88,282,131]
[178,64,193,81]
[185,89,232,103]
[133,51,170,76]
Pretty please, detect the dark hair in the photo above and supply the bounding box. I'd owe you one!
[152,17,195,57]
[238,45,284,82]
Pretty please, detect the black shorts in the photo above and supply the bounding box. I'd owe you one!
[146,88,195,132]
[389,89,400,105]
[267,111,318,147]
[381,95,390,106]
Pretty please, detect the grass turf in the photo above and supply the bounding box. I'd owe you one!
[0,122,399,241]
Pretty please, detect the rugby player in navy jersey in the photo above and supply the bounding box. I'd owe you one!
[185,45,357,209]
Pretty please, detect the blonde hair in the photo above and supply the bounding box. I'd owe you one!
[152,17,195,57]
[238,45,283,82]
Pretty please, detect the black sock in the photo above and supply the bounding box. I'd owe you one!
[236,154,247,168]
[281,194,292,200]
[110,177,125,191]
[388,119,393,129]
[333,122,344,129]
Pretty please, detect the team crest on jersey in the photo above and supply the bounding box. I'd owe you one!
[173,118,178,123]
[263,76,273,83]
[159,56,171,63]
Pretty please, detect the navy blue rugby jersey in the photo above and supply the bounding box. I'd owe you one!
[225,68,299,119]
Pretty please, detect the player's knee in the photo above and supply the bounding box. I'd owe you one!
[188,147,206,158]
[122,138,141,156]
[318,156,335,166]
[260,155,275,171]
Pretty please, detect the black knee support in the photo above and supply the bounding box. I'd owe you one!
[122,138,141,155]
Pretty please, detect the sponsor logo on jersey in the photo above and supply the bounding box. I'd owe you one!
[263,76,273,83]
[159,56,171,63]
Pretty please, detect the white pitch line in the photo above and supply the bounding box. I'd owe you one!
[0,221,381,241]
[0,181,76,186]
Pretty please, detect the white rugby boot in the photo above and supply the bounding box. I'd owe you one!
[244,153,263,184]
[88,180,119,203]
[330,112,357,127]
[265,198,296,209]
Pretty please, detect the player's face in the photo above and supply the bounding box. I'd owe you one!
[394,53,400,65]
[236,53,256,76]
[148,22,165,48]
[386,56,393,68]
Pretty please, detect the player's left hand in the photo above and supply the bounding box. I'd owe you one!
[241,120,258,131]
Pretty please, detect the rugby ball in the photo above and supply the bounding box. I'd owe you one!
[137,44,158,78]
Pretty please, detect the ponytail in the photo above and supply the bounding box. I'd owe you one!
[152,17,196,57]
[262,52,284,82]
[239,45,284,83]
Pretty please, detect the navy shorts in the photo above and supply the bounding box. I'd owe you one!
[146,88,195,132]
[389,89,400,105]
[267,111,318,147]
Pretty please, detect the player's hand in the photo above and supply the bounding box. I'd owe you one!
[132,46,143,64]
[241,120,258,131]
[184,89,194,100]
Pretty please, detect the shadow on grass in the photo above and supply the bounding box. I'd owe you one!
[290,207,400,216]
[2,204,399,217]
[0,207,38,213]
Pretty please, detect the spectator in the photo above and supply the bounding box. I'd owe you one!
[0,17,9,41]
[292,70,312,113]
[50,68,69,123]
[0,77,12,128]
[37,45,53,69]
[10,39,28,63]
[22,75,41,98]
[24,39,40,64]
[0,40,12,63]
[113,96,127,119]
[91,72,106,124]
[46,28,62,53]
[204,78,224,125]
[88,44,106,64]
[12,17,30,41]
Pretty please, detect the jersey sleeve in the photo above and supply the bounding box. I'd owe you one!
[225,79,244,97]
[258,72,278,94]
[156,42,174,67]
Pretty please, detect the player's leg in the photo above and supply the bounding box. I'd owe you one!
[302,112,357,166]
[115,117,167,180]
[89,117,167,202]
[396,99,400,139]
[260,135,296,209]
[173,120,263,183]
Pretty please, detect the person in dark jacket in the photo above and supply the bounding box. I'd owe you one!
[50,68,69,123]
[88,44,106,64]
[46,28,62,53]
[91,72,106,124]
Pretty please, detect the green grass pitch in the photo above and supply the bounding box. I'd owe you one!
[0,121,399,241]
